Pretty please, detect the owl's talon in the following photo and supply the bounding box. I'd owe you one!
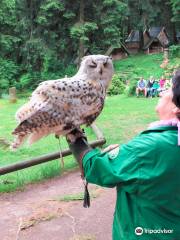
[66,128,86,144]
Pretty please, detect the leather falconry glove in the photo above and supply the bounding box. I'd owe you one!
[66,128,92,208]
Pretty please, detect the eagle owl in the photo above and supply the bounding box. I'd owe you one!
[11,55,114,149]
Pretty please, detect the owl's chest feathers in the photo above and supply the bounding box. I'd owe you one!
[79,80,105,107]
[87,79,106,96]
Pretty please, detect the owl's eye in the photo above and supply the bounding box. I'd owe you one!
[89,61,97,68]
[103,58,109,67]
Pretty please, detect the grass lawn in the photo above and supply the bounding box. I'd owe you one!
[114,53,179,79]
[0,95,158,192]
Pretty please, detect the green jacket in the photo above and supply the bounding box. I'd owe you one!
[82,126,180,240]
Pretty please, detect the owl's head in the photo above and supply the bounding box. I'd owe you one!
[78,55,114,89]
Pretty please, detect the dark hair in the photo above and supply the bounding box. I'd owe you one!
[172,70,180,108]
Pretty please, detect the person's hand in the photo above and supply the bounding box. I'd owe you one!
[102,144,119,153]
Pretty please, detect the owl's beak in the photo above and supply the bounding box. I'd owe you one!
[97,63,104,75]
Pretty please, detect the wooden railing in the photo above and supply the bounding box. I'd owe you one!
[0,123,106,176]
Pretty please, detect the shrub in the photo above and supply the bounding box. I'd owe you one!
[41,50,76,80]
[17,72,42,90]
[0,58,19,96]
[169,45,180,58]
[124,73,139,96]
[108,74,126,96]
[125,79,138,96]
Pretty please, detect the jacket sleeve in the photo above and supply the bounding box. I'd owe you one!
[82,139,141,190]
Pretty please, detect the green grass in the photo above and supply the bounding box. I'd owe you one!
[0,95,158,192]
[55,186,101,202]
[114,53,179,79]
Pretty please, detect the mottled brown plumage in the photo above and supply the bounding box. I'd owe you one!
[11,55,114,149]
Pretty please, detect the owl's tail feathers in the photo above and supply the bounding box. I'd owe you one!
[11,119,49,149]
[10,134,27,151]
[11,120,34,150]
[0,135,26,151]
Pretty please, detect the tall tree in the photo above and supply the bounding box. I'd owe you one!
[79,0,85,65]
[170,0,180,24]
[0,0,19,59]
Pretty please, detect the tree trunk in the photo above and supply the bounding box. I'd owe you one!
[78,0,85,66]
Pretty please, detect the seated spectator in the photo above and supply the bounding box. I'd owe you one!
[146,76,155,97]
[159,76,166,92]
[136,77,147,97]
[151,80,160,97]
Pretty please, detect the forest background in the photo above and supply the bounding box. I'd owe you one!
[0,0,179,94]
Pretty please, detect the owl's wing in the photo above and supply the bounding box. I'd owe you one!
[15,77,81,123]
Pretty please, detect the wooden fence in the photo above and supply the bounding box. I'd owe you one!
[0,123,106,176]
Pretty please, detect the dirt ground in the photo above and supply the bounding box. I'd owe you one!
[0,170,116,240]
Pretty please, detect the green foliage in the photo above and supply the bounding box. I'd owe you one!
[37,0,65,26]
[124,79,138,96]
[108,74,126,96]
[169,45,180,58]
[0,0,179,94]
[20,38,46,72]
[70,22,98,41]
[18,72,41,90]
[170,0,180,22]
[0,58,19,94]
[0,35,20,56]
[97,0,128,47]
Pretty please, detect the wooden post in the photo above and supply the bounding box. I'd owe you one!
[9,87,17,103]
[164,48,169,60]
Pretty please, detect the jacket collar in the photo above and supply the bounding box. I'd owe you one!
[141,125,177,134]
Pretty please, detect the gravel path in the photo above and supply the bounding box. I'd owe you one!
[0,170,116,240]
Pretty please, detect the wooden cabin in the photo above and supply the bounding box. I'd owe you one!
[143,27,170,54]
[125,30,140,54]
[105,44,129,60]
[143,29,151,47]
[125,30,152,54]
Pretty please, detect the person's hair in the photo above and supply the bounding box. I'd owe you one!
[172,70,180,108]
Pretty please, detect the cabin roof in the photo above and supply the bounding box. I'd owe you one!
[105,43,130,55]
[149,27,162,38]
[125,30,140,43]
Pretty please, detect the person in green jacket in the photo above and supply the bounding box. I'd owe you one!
[66,70,180,240]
